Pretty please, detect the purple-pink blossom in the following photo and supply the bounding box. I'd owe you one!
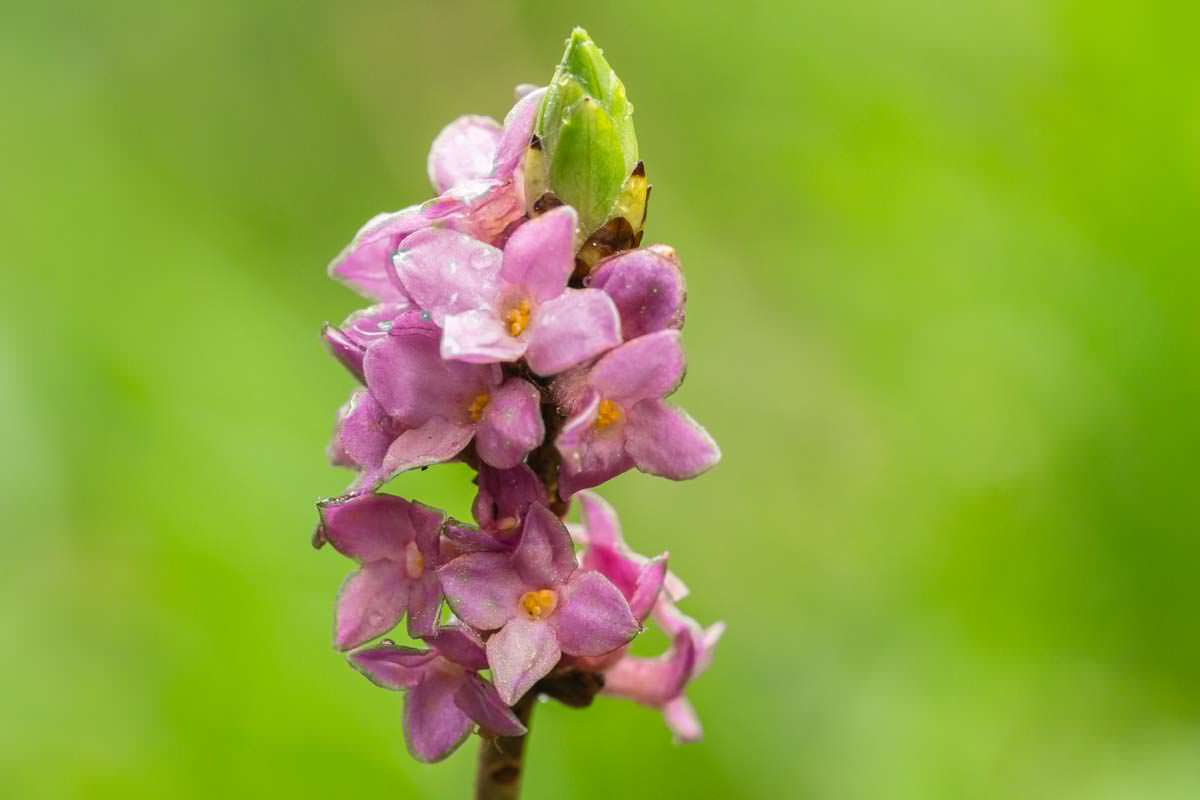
[438,503,638,704]
[350,625,526,762]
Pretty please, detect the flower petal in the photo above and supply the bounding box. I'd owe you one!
[349,642,438,690]
[476,378,545,469]
[428,115,502,193]
[624,399,721,480]
[441,309,527,364]
[405,573,443,638]
[500,206,578,301]
[662,696,703,743]
[555,391,635,496]
[589,245,686,340]
[438,552,525,631]
[334,561,410,651]
[380,417,476,475]
[492,87,547,180]
[392,228,502,323]
[425,624,489,671]
[322,323,367,382]
[577,491,622,548]
[587,330,685,403]
[629,554,669,623]
[601,628,696,706]
[455,675,528,736]
[364,332,498,426]
[327,207,429,302]
[330,390,396,479]
[512,504,578,588]
[524,289,622,376]
[443,521,510,555]
[403,672,474,762]
[486,617,561,705]
[317,492,416,563]
[472,464,547,533]
[552,571,639,657]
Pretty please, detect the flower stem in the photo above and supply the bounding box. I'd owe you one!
[474,692,537,800]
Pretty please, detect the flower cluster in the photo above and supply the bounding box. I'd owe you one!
[314,29,722,765]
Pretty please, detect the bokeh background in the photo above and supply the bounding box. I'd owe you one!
[4,1,1198,797]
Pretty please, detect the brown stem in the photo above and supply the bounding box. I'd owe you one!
[474,693,536,800]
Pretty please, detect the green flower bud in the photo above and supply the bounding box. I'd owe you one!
[531,28,640,236]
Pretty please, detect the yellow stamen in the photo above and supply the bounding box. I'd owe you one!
[404,541,424,579]
[519,589,559,620]
[594,399,622,431]
[504,298,533,337]
[467,393,490,422]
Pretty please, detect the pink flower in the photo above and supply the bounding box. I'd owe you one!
[350,625,526,762]
[392,205,622,375]
[317,493,447,648]
[361,320,545,472]
[553,329,721,496]
[438,504,638,704]
[327,88,546,303]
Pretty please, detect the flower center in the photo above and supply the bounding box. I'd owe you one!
[467,393,491,422]
[518,589,559,620]
[504,298,533,337]
[404,541,424,579]
[594,399,623,431]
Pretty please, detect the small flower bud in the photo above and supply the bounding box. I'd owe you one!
[530,28,640,237]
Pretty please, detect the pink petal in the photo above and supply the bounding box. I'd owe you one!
[577,491,622,548]
[662,696,703,743]
[403,672,474,762]
[602,628,696,706]
[552,571,639,657]
[349,642,438,690]
[492,87,547,180]
[437,552,525,631]
[499,206,578,301]
[317,492,416,563]
[443,521,510,554]
[624,399,721,480]
[441,309,527,364]
[512,504,578,588]
[327,207,428,302]
[405,573,443,638]
[425,625,489,671]
[334,561,410,651]
[525,289,622,376]
[475,378,545,469]
[588,245,686,340]
[427,115,502,193]
[629,555,669,623]
[380,417,476,475]
[330,390,397,477]
[364,332,498,426]
[392,228,502,323]
[472,464,547,533]
[322,323,366,382]
[555,391,635,496]
[486,617,562,705]
[454,675,528,736]
[587,330,685,404]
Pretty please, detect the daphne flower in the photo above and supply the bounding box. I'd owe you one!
[392,205,622,375]
[588,245,686,341]
[350,625,526,763]
[317,493,447,648]
[328,87,546,303]
[362,321,545,470]
[440,465,548,557]
[572,491,686,620]
[438,503,638,704]
[553,329,720,496]
[603,602,724,743]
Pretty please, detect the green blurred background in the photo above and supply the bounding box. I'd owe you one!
[3,1,1198,797]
